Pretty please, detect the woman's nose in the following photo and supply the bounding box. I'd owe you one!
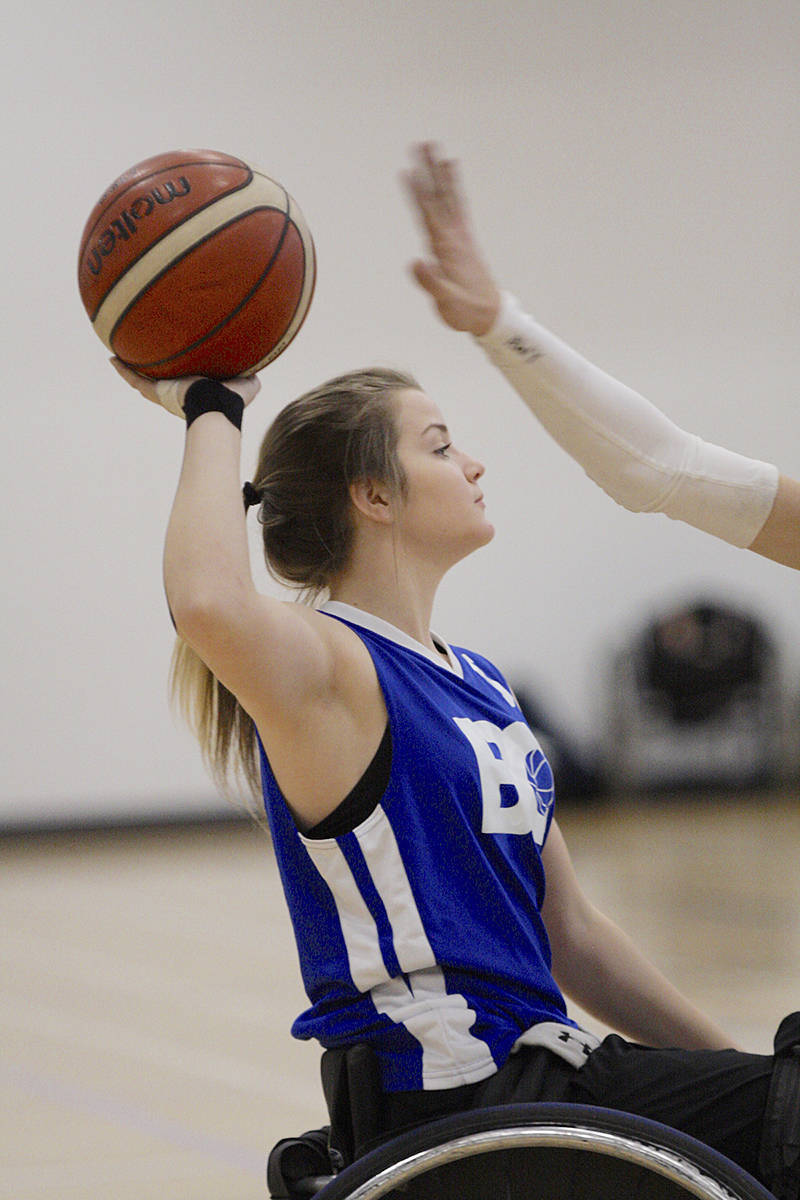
[464,455,485,482]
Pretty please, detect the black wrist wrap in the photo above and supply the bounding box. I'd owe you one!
[183,379,244,430]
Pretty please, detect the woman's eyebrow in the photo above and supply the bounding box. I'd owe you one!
[421,422,450,438]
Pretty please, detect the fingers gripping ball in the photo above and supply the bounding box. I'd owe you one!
[78,150,316,379]
[110,359,260,419]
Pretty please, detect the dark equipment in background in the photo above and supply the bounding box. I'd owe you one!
[602,599,786,793]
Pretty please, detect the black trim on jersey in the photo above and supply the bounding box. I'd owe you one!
[305,721,392,840]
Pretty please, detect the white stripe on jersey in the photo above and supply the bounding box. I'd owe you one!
[371,968,495,1089]
[357,807,494,1087]
[303,839,390,992]
[462,654,517,708]
[305,807,494,1088]
[355,805,435,972]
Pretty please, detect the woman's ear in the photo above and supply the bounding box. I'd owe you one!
[349,478,394,524]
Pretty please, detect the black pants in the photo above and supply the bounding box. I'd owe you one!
[384,1038,773,1182]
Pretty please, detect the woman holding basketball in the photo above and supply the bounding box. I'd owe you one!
[114,143,799,1198]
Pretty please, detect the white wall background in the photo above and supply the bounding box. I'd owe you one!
[2,0,798,827]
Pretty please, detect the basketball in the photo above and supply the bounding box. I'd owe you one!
[77,149,316,379]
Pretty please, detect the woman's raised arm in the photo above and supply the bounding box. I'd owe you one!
[112,364,347,728]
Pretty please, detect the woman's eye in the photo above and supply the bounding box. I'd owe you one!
[435,443,452,457]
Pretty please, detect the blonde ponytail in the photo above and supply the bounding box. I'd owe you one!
[169,637,262,813]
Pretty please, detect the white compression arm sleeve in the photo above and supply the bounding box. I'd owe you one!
[477,292,779,548]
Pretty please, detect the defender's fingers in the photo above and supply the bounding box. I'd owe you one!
[410,259,461,302]
[420,143,462,204]
[403,169,445,239]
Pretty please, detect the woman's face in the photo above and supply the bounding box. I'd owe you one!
[391,389,494,566]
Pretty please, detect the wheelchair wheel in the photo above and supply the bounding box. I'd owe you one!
[313,1103,775,1200]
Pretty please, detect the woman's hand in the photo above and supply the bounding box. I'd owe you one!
[111,359,261,418]
[403,142,502,336]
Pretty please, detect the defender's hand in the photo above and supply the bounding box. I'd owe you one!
[403,142,501,336]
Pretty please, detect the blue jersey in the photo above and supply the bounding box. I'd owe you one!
[259,601,577,1092]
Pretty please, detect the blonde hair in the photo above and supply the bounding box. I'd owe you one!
[170,367,419,808]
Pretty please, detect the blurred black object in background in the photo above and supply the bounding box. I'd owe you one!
[603,597,788,793]
[642,602,769,724]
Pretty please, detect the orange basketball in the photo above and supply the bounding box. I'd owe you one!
[78,149,316,379]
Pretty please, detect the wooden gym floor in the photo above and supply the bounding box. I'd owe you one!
[1,790,798,1199]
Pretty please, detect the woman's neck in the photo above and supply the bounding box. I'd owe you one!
[328,574,439,655]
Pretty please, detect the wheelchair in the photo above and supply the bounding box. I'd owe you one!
[268,1102,776,1200]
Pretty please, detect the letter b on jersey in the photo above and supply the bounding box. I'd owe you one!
[453,718,552,843]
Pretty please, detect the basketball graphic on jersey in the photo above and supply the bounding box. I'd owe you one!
[525,748,554,815]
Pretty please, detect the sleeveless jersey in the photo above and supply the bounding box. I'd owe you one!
[258,602,578,1092]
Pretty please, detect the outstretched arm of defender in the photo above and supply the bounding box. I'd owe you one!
[404,144,798,569]
[748,476,800,568]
